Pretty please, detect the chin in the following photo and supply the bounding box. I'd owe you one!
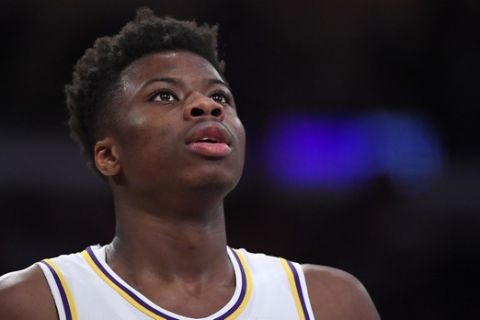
[186,168,241,195]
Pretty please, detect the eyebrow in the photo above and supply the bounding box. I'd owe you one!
[208,78,231,90]
[142,77,180,88]
[142,77,231,91]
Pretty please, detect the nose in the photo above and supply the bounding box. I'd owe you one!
[184,92,225,121]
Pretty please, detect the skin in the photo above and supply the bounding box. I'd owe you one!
[0,51,380,319]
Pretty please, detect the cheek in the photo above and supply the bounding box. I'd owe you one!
[116,110,176,169]
[232,117,246,153]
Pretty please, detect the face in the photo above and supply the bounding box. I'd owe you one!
[103,51,246,196]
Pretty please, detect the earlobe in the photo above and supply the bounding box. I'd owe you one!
[94,138,121,176]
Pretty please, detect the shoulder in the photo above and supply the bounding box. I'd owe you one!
[0,264,57,320]
[302,264,380,320]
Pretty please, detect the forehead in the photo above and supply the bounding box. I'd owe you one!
[120,51,223,85]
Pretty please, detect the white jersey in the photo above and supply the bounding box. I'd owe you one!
[37,245,315,320]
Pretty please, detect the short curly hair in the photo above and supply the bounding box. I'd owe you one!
[65,7,225,174]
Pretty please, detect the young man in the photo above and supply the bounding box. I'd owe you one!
[0,8,379,320]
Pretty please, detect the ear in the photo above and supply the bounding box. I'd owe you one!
[94,138,121,177]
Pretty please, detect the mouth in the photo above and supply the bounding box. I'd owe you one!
[185,122,233,158]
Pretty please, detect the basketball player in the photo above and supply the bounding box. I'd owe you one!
[0,8,379,319]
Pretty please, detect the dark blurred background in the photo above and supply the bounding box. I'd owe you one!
[1,0,479,318]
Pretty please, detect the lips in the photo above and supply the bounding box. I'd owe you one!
[185,122,233,158]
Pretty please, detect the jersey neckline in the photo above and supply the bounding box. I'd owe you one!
[81,245,252,320]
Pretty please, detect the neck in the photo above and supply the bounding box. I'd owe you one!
[107,191,230,283]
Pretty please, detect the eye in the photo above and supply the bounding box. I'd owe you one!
[210,92,230,105]
[150,90,178,103]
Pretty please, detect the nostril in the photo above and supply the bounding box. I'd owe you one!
[191,107,204,117]
[211,108,222,117]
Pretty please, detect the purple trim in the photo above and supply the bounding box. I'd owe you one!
[86,246,247,320]
[85,247,176,320]
[40,261,73,320]
[287,260,310,320]
[213,248,247,319]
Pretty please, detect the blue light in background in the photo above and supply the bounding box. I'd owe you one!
[360,112,444,193]
[264,115,377,189]
[263,111,443,191]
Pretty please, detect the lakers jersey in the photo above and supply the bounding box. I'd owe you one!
[37,245,315,320]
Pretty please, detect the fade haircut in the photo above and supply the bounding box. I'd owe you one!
[65,7,225,173]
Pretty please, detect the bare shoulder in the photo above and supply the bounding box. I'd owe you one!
[0,264,57,320]
[302,264,380,320]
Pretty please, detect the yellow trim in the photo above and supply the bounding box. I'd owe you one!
[81,251,166,320]
[81,248,252,319]
[280,258,306,320]
[225,249,253,319]
[43,259,79,320]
